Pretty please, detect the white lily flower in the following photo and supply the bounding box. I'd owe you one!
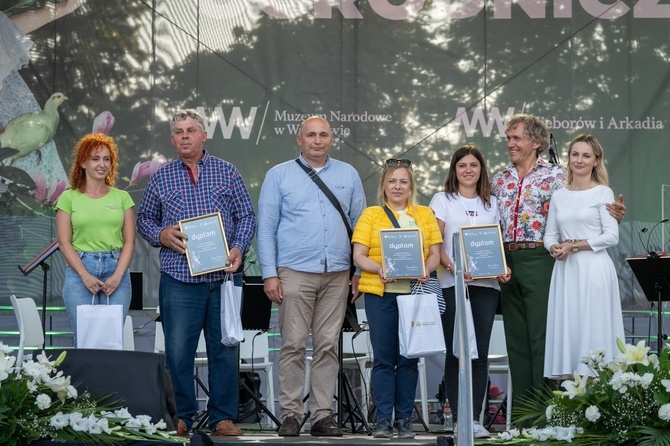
[562,371,589,399]
[661,379,670,392]
[617,340,651,366]
[0,355,16,383]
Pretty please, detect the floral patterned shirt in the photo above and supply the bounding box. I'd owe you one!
[491,158,566,243]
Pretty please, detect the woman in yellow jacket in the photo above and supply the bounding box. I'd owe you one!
[352,159,442,439]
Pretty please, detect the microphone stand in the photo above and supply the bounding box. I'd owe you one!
[646,218,669,259]
[548,133,560,164]
[18,240,60,339]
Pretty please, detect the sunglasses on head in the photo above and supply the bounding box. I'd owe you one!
[385,158,412,167]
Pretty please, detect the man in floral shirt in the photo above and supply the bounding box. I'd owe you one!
[491,114,625,413]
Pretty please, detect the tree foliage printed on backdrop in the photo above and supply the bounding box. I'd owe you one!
[493,339,670,445]
[0,343,182,445]
[0,1,669,308]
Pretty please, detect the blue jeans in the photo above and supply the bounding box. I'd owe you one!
[159,272,240,429]
[62,251,131,346]
[365,292,418,422]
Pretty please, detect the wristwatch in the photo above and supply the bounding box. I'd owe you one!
[572,242,579,253]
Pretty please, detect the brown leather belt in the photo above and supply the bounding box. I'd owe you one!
[503,241,542,251]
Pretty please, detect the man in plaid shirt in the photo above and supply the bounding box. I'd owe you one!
[137,109,255,437]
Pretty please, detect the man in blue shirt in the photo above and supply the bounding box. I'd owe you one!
[137,109,256,437]
[257,116,366,437]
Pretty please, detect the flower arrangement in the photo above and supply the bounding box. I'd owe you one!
[493,339,670,445]
[0,342,183,445]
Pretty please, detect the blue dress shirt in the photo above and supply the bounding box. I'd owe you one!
[257,155,366,279]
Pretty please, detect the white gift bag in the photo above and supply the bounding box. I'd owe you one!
[77,296,124,350]
[220,273,244,346]
[453,296,479,359]
[397,292,446,358]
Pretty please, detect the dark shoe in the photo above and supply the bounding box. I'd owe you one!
[211,419,243,436]
[176,419,189,437]
[394,418,415,439]
[373,419,393,439]
[278,417,301,437]
[310,415,343,437]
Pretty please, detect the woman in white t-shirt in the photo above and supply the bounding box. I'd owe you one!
[429,145,510,438]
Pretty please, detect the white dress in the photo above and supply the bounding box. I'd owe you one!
[543,185,624,379]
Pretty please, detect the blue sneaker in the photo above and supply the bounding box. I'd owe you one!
[373,419,393,438]
[393,418,415,439]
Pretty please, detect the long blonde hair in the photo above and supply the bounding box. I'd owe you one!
[567,134,609,186]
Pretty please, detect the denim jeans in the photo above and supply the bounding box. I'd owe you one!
[441,285,499,422]
[364,292,418,422]
[159,272,240,429]
[62,251,131,346]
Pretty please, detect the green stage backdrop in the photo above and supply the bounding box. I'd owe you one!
[0,0,668,311]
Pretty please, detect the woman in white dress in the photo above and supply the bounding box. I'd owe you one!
[543,134,625,379]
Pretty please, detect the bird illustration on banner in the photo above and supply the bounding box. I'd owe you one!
[0,92,68,164]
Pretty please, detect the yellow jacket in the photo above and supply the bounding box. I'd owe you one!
[352,203,442,296]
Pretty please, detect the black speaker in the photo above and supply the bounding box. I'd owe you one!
[130,271,143,310]
[34,349,177,430]
[241,276,271,330]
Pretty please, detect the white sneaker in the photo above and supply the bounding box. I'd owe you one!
[473,421,491,438]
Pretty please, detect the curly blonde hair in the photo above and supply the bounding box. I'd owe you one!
[68,133,118,192]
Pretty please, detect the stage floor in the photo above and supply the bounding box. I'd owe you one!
[182,423,499,445]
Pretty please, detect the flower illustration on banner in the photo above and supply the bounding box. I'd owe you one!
[29,171,66,205]
[0,342,181,445]
[492,339,670,445]
[124,155,167,187]
[92,111,115,134]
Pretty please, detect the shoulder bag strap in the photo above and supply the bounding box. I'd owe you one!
[382,205,401,229]
[295,159,352,238]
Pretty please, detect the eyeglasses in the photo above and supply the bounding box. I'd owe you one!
[385,158,412,167]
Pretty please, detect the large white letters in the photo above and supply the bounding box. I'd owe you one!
[257,0,670,19]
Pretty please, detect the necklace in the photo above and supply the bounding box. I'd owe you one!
[458,193,478,226]
[84,188,109,198]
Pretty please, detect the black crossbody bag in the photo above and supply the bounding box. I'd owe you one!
[294,159,352,237]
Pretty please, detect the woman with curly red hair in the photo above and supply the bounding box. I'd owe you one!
[55,133,135,346]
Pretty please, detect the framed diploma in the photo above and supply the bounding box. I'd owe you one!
[459,224,507,279]
[379,228,425,279]
[179,212,230,276]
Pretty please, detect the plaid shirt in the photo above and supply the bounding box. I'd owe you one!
[491,158,566,243]
[137,150,256,283]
